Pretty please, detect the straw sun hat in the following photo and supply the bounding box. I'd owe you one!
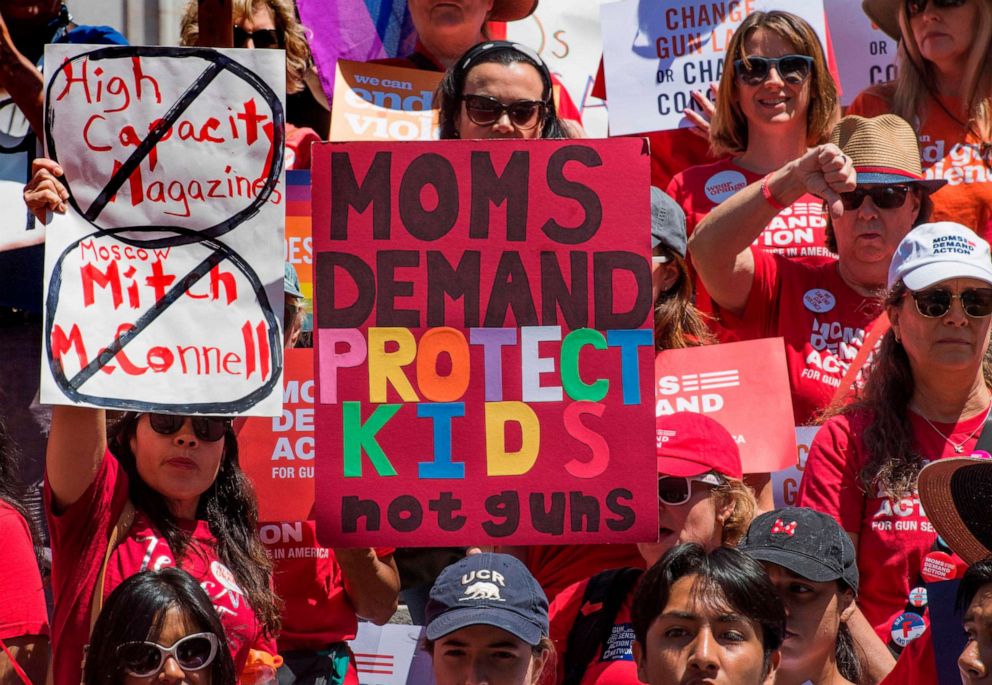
[918,457,992,565]
[829,114,947,192]
[861,0,904,41]
[490,0,538,22]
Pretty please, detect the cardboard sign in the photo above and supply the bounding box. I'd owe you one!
[40,45,285,415]
[824,0,898,106]
[600,0,828,135]
[506,0,613,136]
[771,426,819,508]
[331,60,440,142]
[655,338,796,473]
[239,348,315,521]
[312,138,657,547]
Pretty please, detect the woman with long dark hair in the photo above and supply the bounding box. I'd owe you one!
[800,222,992,678]
[83,567,236,685]
[740,507,862,685]
[0,418,48,684]
[43,403,279,685]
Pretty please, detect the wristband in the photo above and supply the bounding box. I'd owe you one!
[760,173,787,211]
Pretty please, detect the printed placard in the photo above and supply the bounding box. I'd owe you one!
[655,338,797,473]
[771,426,819,508]
[286,170,313,327]
[312,138,657,547]
[240,348,315,522]
[824,0,897,106]
[331,60,440,141]
[40,45,285,415]
[600,0,828,135]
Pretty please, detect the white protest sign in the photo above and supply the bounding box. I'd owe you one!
[0,94,45,252]
[506,0,612,137]
[600,0,828,136]
[40,45,285,415]
[771,426,819,509]
[350,623,426,685]
[824,0,898,106]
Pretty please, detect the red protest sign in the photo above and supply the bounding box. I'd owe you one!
[239,348,315,522]
[312,138,656,547]
[655,338,796,473]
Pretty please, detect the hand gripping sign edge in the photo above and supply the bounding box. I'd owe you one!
[43,45,285,246]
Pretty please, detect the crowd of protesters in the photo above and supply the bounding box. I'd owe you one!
[5,0,992,683]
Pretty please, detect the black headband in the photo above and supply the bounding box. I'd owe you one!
[454,40,554,96]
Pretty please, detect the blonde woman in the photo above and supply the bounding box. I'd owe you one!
[852,0,992,236]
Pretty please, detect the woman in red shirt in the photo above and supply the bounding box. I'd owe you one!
[667,9,840,292]
[799,222,992,660]
[0,420,48,684]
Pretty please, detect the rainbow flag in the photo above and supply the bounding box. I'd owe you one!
[297,0,417,100]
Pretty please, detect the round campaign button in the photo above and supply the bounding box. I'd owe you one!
[921,551,958,582]
[908,586,928,608]
[704,170,748,204]
[890,612,927,648]
[803,288,836,313]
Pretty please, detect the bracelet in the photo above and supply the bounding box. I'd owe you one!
[760,173,787,211]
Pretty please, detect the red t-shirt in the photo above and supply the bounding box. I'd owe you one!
[0,501,48,641]
[285,123,321,171]
[848,84,992,238]
[668,158,833,263]
[262,519,393,650]
[548,576,639,685]
[798,410,975,640]
[880,631,936,685]
[519,545,644,604]
[374,42,584,126]
[717,250,883,425]
[667,158,834,319]
[45,451,275,685]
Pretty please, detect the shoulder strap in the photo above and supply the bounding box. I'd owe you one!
[562,567,643,685]
[0,637,33,685]
[90,499,136,633]
[830,312,890,407]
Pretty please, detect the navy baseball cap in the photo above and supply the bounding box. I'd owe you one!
[425,553,549,646]
[740,507,859,595]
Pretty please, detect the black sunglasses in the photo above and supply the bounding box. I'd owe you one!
[117,633,219,677]
[462,94,546,130]
[734,54,814,86]
[147,414,230,442]
[233,26,282,49]
[909,288,992,318]
[906,0,968,16]
[840,184,914,211]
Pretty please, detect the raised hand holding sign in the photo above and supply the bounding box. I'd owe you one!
[39,45,286,415]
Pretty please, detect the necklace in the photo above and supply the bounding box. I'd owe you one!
[916,401,992,454]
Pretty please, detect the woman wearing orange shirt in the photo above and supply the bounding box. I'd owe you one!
[852,0,992,236]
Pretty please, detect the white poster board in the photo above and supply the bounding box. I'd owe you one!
[506,0,613,137]
[771,426,820,509]
[0,95,44,251]
[40,45,285,416]
[600,0,828,135]
[823,0,898,106]
[351,623,429,685]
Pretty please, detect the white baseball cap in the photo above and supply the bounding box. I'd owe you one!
[887,222,992,291]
